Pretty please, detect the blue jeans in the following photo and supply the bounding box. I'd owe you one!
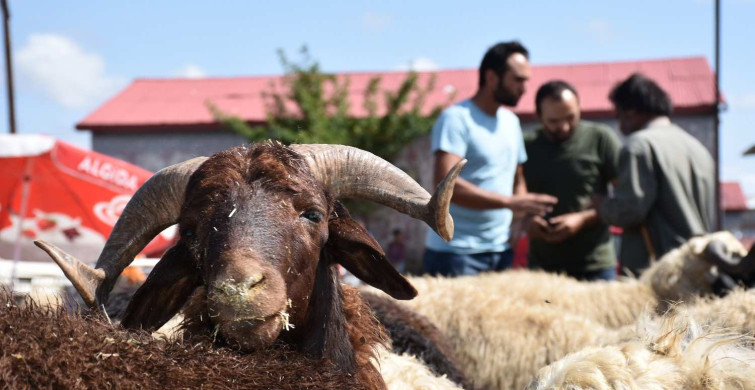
[423,249,514,277]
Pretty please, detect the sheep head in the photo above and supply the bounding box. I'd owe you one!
[701,234,755,293]
[641,231,750,304]
[36,142,465,354]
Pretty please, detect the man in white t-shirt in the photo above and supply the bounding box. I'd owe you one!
[423,41,557,276]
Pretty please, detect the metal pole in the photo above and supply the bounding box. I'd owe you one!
[9,158,33,291]
[1,0,16,135]
[714,0,721,230]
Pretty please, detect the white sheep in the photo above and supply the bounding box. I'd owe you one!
[527,309,755,389]
[417,231,747,328]
[374,346,463,390]
[390,276,624,389]
[391,232,750,389]
[667,287,755,336]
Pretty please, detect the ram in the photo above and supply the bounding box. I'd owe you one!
[36,141,464,389]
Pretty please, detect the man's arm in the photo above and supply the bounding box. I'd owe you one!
[513,165,527,195]
[597,139,657,227]
[433,151,556,215]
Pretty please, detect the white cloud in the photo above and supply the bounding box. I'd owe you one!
[16,34,126,109]
[581,19,613,45]
[363,12,392,31]
[175,64,206,79]
[395,57,440,72]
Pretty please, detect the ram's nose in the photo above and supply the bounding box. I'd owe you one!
[206,249,287,319]
[209,273,267,300]
[245,273,265,289]
[210,248,270,288]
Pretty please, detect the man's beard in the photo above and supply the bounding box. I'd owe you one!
[545,129,572,143]
[493,81,521,107]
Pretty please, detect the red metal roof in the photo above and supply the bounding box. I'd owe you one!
[741,237,755,251]
[721,182,749,212]
[77,56,718,132]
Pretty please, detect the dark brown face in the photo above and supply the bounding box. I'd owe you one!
[114,142,420,356]
[177,145,331,351]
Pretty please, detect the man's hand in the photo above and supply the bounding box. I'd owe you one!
[526,215,552,240]
[506,193,558,216]
[546,211,593,243]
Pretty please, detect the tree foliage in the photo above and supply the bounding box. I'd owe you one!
[213,46,453,162]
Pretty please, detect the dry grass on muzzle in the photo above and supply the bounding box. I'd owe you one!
[0,290,367,389]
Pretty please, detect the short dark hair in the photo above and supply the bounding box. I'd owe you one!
[478,41,529,88]
[535,80,579,114]
[609,73,673,116]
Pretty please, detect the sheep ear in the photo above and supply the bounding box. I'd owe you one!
[324,215,417,300]
[120,243,201,330]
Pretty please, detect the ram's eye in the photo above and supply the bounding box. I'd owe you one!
[301,210,323,223]
[181,227,195,238]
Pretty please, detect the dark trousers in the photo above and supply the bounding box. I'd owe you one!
[422,249,514,277]
[567,267,617,281]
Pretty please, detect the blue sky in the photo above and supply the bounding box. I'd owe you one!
[5,1,755,201]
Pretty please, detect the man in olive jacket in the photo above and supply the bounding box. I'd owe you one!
[524,81,622,281]
[597,73,715,276]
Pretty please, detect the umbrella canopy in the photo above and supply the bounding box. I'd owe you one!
[0,134,176,263]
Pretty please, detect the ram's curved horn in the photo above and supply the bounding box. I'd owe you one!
[34,240,105,307]
[290,144,464,242]
[36,157,208,307]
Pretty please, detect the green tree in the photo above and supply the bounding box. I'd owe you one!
[212,46,453,162]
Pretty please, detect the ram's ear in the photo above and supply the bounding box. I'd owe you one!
[120,243,201,330]
[324,210,416,300]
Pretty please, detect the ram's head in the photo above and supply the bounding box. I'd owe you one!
[37,142,464,352]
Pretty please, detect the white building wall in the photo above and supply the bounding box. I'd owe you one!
[93,131,248,172]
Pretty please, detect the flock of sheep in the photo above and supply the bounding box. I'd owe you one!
[382,232,755,389]
[6,142,755,389]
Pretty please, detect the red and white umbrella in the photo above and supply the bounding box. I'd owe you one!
[0,134,176,265]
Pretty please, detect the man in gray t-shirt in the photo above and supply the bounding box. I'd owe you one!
[596,73,715,276]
